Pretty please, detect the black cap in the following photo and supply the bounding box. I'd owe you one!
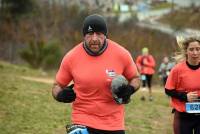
[82,14,107,36]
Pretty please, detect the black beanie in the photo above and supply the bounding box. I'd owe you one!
[82,14,107,36]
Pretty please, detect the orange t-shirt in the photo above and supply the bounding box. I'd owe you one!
[136,55,155,75]
[165,61,200,112]
[56,39,138,130]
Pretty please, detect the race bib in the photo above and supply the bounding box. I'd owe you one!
[185,102,200,113]
[141,75,146,81]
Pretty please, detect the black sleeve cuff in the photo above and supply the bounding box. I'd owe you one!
[165,88,187,102]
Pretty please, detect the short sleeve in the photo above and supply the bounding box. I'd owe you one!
[165,67,178,90]
[123,52,139,80]
[56,54,73,86]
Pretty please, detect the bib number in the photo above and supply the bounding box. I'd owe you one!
[185,102,200,113]
[141,75,146,81]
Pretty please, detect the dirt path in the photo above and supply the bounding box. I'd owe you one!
[20,76,54,84]
[19,76,165,94]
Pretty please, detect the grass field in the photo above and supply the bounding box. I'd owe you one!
[0,61,173,134]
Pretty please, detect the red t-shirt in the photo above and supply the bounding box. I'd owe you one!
[136,55,155,75]
[165,61,200,112]
[56,39,138,130]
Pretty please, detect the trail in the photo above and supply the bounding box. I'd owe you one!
[20,76,54,84]
[19,76,165,94]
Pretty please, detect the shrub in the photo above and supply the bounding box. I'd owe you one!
[19,40,62,69]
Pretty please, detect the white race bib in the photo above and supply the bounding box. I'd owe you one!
[185,102,200,113]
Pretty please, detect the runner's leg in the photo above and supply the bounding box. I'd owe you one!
[146,74,153,100]
[173,111,193,134]
[194,115,200,134]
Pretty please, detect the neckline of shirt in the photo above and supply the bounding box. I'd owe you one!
[186,61,200,70]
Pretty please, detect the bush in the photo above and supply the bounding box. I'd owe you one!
[19,40,62,69]
[42,41,63,69]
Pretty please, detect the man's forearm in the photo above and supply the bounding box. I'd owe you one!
[52,83,63,100]
[129,77,140,92]
[165,88,187,101]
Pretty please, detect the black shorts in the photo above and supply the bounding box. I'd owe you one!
[142,74,153,88]
[87,127,125,134]
[173,110,200,134]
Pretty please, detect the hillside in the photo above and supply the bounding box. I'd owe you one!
[0,61,70,134]
[0,1,177,70]
[158,5,200,30]
[0,61,173,134]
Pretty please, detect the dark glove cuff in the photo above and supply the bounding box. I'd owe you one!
[56,85,76,103]
[120,84,135,97]
[127,85,136,95]
[115,84,135,97]
[115,84,135,104]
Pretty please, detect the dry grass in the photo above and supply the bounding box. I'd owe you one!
[158,6,200,30]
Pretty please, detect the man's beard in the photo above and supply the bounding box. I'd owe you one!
[83,39,107,56]
[88,40,102,52]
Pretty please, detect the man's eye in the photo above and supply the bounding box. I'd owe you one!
[196,47,200,51]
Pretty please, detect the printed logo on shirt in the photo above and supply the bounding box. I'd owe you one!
[106,69,116,78]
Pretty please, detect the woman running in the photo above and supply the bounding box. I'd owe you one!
[165,35,200,134]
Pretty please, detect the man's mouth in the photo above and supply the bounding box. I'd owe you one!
[90,44,99,47]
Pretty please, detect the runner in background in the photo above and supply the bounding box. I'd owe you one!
[165,35,200,134]
[158,56,175,86]
[136,47,156,101]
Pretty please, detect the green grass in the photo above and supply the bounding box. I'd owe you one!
[0,61,173,134]
[0,61,70,134]
[125,89,172,134]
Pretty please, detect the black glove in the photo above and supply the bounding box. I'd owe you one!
[56,84,76,103]
[114,84,135,104]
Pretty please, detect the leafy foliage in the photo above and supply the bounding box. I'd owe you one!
[19,40,62,69]
[0,0,37,20]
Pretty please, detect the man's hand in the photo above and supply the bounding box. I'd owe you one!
[114,84,135,104]
[56,84,76,103]
[111,75,135,104]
